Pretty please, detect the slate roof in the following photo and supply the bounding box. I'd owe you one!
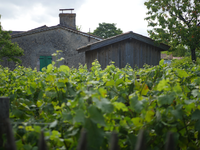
[10,31,25,35]
[77,31,170,53]
[11,24,102,41]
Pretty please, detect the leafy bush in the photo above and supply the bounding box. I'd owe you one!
[1,59,200,149]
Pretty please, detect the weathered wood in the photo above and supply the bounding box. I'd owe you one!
[0,97,9,120]
[125,41,133,68]
[118,46,121,68]
[121,43,126,68]
[146,44,149,65]
[85,51,90,69]
[38,131,48,150]
[111,45,119,67]
[0,97,10,148]
[145,44,148,66]
[132,40,137,68]
[142,43,146,66]
[139,42,143,68]
[105,47,109,67]
[82,32,170,53]
[165,132,175,150]
[77,129,87,150]
[4,119,16,150]
[158,48,161,64]
[135,130,146,150]
[136,41,140,68]
[110,132,120,150]
[108,47,112,65]
[99,48,105,69]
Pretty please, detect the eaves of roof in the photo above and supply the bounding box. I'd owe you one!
[77,31,170,53]
[11,25,102,41]
[10,31,25,35]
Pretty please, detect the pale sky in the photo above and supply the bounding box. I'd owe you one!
[0,0,149,37]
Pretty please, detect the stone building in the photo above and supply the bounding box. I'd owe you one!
[1,10,102,70]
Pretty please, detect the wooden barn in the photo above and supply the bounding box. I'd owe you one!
[77,31,170,69]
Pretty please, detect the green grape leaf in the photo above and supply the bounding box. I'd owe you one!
[113,102,128,112]
[88,105,106,126]
[12,109,26,119]
[93,98,114,113]
[173,83,182,93]
[33,126,41,133]
[192,89,200,98]
[47,64,53,73]
[116,78,124,86]
[50,120,58,128]
[73,109,85,124]
[157,79,170,91]
[84,118,105,150]
[16,140,23,149]
[45,90,57,99]
[131,117,143,127]
[32,146,38,150]
[130,95,144,113]
[159,59,164,65]
[176,69,189,78]
[195,120,200,131]
[98,88,107,98]
[62,111,73,121]
[145,110,155,122]
[56,82,65,88]
[50,130,61,140]
[141,84,149,96]
[23,144,32,150]
[59,65,70,72]
[192,110,200,120]
[171,109,182,120]
[105,80,115,86]
[158,93,175,106]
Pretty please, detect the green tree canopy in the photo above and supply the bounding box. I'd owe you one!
[0,15,24,63]
[91,23,123,39]
[172,44,188,57]
[144,0,200,62]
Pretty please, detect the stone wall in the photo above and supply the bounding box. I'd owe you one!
[0,28,98,70]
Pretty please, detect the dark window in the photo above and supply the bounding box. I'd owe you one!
[39,56,52,71]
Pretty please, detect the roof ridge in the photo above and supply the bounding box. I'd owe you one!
[11,25,102,41]
[77,31,170,52]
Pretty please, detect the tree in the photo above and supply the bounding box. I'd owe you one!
[91,23,123,39]
[0,15,24,63]
[172,44,188,57]
[144,0,200,62]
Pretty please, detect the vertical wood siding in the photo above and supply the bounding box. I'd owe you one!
[85,39,161,69]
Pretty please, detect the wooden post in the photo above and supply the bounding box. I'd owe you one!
[165,132,175,150]
[77,128,87,150]
[38,131,47,150]
[135,129,146,150]
[4,119,16,150]
[110,132,120,150]
[0,97,10,148]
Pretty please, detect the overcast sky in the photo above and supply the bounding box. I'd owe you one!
[0,0,149,37]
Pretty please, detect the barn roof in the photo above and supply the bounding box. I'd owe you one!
[77,31,170,52]
[11,25,102,41]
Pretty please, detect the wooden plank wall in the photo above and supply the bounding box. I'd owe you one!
[85,39,161,69]
[85,50,97,69]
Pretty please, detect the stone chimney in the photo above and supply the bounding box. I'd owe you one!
[59,9,76,30]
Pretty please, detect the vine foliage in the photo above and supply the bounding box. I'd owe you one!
[1,59,200,149]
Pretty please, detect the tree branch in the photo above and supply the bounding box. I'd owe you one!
[188,17,194,25]
[167,3,190,28]
[179,14,190,27]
